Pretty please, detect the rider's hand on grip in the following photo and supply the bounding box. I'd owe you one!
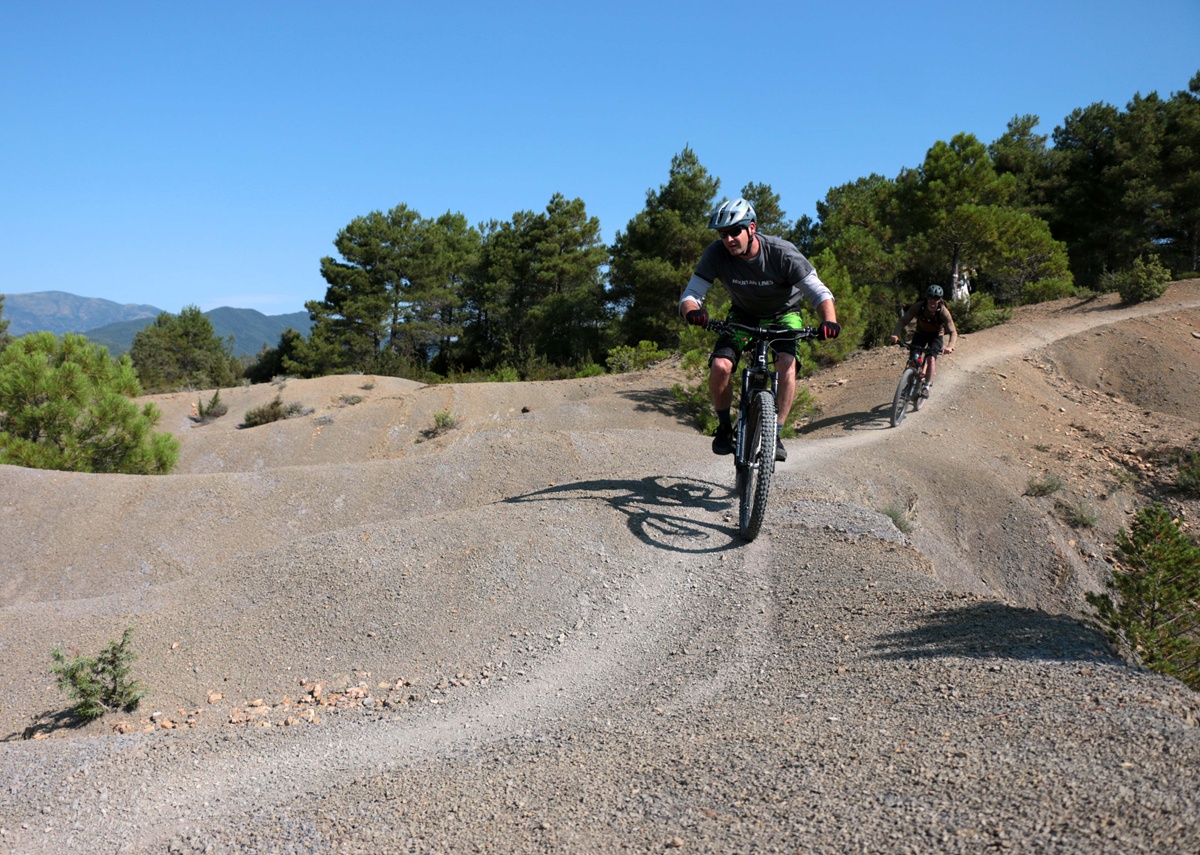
[817,321,841,340]
[686,309,709,328]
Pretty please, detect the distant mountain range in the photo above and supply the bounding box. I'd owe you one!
[2,291,312,358]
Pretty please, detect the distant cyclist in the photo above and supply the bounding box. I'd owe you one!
[889,285,958,396]
[679,198,840,462]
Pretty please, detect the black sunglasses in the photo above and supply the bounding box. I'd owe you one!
[718,225,745,238]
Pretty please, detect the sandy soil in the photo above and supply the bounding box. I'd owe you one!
[1,282,1199,853]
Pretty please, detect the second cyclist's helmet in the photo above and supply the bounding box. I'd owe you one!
[925,285,945,300]
[709,198,756,230]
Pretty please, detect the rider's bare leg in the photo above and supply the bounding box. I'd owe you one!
[710,357,735,411]
[925,355,937,383]
[775,353,797,427]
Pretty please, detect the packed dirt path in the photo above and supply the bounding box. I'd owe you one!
[2,283,1199,853]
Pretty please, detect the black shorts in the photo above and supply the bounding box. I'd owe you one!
[709,310,802,367]
[910,329,944,356]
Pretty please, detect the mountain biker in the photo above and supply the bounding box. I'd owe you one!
[889,284,958,396]
[679,198,840,462]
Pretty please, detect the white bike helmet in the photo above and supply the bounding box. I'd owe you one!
[708,198,756,230]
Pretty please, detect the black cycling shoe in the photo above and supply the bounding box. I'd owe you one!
[775,436,787,462]
[711,426,734,455]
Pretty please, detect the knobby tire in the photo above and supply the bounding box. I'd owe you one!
[737,391,777,541]
[913,370,926,411]
[891,367,917,427]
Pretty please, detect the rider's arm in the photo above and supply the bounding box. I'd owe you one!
[941,307,958,350]
[815,297,836,323]
[892,305,916,339]
[679,274,713,319]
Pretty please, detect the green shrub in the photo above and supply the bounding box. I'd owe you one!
[1179,451,1200,495]
[951,294,1013,334]
[1117,256,1171,304]
[1087,504,1200,690]
[242,394,304,428]
[489,365,521,383]
[0,332,179,474]
[1025,473,1064,497]
[51,627,146,722]
[1022,278,1079,304]
[606,341,668,374]
[434,410,457,432]
[195,390,228,423]
[574,362,605,378]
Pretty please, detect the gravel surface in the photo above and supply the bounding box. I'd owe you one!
[2,283,1199,853]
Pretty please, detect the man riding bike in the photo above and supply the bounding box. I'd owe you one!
[679,198,840,462]
[889,284,958,396]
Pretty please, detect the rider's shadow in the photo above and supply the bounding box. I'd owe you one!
[503,475,743,553]
[800,402,894,433]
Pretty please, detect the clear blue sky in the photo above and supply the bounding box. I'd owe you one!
[3,1,1197,316]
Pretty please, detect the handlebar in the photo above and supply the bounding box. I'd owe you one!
[705,319,820,342]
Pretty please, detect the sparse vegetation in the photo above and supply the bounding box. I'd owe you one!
[1025,473,1065,497]
[1087,504,1200,690]
[880,501,915,534]
[1178,451,1200,496]
[195,390,228,423]
[434,410,457,432]
[242,395,305,428]
[338,394,363,407]
[606,341,668,374]
[1055,498,1097,528]
[51,627,146,723]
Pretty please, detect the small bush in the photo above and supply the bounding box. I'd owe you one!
[434,410,457,432]
[490,365,521,383]
[1055,499,1097,528]
[606,341,668,374]
[1117,256,1171,304]
[1087,504,1200,690]
[1022,278,1079,305]
[574,363,605,378]
[1177,451,1200,496]
[242,394,304,428]
[51,627,146,722]
[338,394,363,407]
[195,390,228,423]
[951,294,1013,334]
[880,501,915,534]
[1025,473,1064,497]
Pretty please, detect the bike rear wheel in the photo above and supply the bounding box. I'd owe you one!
[891,368,917,427]
[736,390,777,541]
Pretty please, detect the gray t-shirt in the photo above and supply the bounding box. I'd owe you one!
[681,234,833,318]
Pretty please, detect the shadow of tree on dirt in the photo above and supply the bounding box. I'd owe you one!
[617,388,694,426]
[872,602,1118,664]
[503,475,744,553]
[3,707,89,742]
[799,402,895,434]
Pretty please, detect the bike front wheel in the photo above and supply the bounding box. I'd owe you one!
[891,368,917,427]
[736,390,777,541]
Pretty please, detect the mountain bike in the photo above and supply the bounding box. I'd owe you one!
[705,320,819,541]
[890,343,939,427]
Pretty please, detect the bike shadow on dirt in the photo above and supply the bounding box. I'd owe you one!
[799,402,895,434]
[503,475,746,553]
[870,602,1116,664]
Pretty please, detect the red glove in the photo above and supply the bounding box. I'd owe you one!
[817,321,841,340]
[685,309,709,328]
